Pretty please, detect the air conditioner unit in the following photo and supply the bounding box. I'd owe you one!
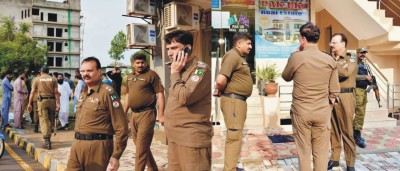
[126,0,156,16]
[126,23,156,47]
[164,1,200,31]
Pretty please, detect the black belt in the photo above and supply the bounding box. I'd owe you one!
[74,133,113,140]
[131,106,155,113]
[41,96,55,99]
[356,85,367,89]
[340,88,354,93]
[222,93,247,101]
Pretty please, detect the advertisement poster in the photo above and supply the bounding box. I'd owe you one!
[255,0,309,58]
[222,0,255,6]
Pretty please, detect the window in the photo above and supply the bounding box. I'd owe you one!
[47,42,54,51]
[47,57,54,66]
[25,10,27,18]
[55,57,62,67]
[21,11,24,19]
[40,12,43,21]
[55,42,62,52]
[64,28,68,32]
[56,28,62,37]
[28,9,30,17]
[32,8,39,15]
[47,27,54,37]
[64,42,68,46]
[48,13,57,22]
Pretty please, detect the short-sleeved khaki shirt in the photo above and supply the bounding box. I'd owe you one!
[219,48,253,97]
[37,74,58,97]
[334,51,357,89]
[75,81,128,159]
[126,69,164,109]
[31,77,39,101]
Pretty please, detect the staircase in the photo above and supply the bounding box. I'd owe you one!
[318,0,400,54]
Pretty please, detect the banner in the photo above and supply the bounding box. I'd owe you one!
[255,0,309,58]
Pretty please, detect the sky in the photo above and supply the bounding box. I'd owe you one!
[81,0,146,67]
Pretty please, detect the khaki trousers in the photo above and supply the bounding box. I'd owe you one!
[220,96,247,171]
[354,88,367,130]
[130,109,158,171]
[167,141,211,171]
[330,93,356,166]
[291,111,330,171]
[66,139,113,171]
[38,99,55,138]
[33,100,39,126]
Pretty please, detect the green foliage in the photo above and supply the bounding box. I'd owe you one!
[108,31,127,66]
[255,64,281,83]
[0,16,46,75]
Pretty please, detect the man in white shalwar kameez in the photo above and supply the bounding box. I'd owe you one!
[57,74,72,130]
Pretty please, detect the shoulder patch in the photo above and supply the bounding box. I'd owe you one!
[110,93,118,100]
[197,61,207,69]
[190,75,200,82]
[194,69,205,76]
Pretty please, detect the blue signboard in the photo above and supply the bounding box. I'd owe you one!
[212,0,221,10]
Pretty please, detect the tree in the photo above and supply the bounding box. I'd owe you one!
[0,16,47,75]
[108,31,127,66]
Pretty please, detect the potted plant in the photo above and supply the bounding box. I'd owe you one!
[255,64,281,97]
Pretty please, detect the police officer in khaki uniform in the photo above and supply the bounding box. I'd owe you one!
[354,48,371,148]
[28,66,60,149]
[214,32,253,171]
[282,23,340,171]
[66,57,128,171]
[123,53,165,171]
[31,72,41,133]
[164,30,212,170]
[328,33,357,171]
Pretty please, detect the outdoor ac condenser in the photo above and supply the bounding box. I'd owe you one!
[164,1,200,31]
[126,23,156,47]
[126,0,156,16]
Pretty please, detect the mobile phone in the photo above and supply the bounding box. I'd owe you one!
[183,46,192,56]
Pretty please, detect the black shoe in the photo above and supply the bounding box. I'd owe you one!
[236,167,245,171]
[42,138,51,150]
[347,166,355,171]
[355,136,366,148]
[34,125,39,133]
[57,125,66,130]
[327,160,339,170]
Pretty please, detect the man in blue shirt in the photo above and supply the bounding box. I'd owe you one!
[102,73,112,86]
[1,70,14,128]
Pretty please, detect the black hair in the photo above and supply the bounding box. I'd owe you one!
[81,57,101,70]
[131,53,147,62]
[332,33,348,47]
[75,74,82,80]
[233,32,252,46]
[299,22,320,43]
[165,30,193,46]
[102,73,106,76]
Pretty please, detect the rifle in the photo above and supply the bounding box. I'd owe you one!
[366,64,382,108]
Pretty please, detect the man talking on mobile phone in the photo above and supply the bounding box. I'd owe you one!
[164,30,212,170]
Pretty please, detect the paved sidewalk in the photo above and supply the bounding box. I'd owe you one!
[3,121,400,171]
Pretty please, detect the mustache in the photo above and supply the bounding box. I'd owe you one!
[83,75,91,80]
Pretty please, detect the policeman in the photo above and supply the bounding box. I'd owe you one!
[28,66,60,149]
[214,32,253,171]
[354,48,371,148]
[282,22,340,171]
[31,72,41,133]
[164,30,212,170]
[123,53,165,171]
[66,57,128,170]
[328,33,357,171]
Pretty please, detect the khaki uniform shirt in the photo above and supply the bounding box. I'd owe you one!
[334,51,357,89]
[75,81,128,159]
[219,48,253,97]
[165,57,212,148]
[36,74,58,97]
[31,78,39,101]
[282,44,340,115]
[126,69,164,109]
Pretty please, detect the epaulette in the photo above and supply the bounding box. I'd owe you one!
[197,61,207,69]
